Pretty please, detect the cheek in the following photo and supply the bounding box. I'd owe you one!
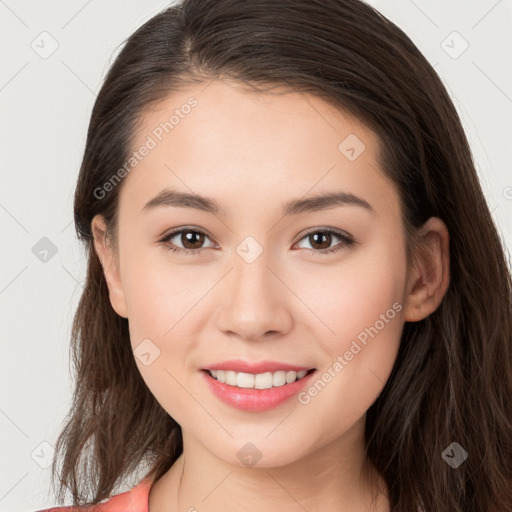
[294,239,406,434]
[121,243,201,336]
[121,257,198,421]
[295,236,407,354]
[120,247,211,407]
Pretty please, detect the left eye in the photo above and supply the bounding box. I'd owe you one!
[158,228,216,255]
[158,227,355,256]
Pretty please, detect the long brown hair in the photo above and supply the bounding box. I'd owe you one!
[51,1,512,510]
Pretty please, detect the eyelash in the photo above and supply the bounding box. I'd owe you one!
[158,227,356,256]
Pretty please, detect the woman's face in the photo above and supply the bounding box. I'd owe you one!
[95,79,410,467]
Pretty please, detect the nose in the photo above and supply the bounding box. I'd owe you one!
[215,249,294,342]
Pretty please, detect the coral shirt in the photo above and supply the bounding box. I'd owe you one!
[35,477,153,512]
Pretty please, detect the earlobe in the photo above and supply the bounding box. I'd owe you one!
[403,217,450,322]
[91,214,129,319]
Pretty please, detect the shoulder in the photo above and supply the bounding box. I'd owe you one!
[33,477,153,512]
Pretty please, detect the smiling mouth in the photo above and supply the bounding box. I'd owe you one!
[203,368,316,390]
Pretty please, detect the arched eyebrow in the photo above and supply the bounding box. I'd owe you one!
[141,187,376,217]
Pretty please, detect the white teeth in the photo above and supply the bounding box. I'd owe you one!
[255,372,273,389]
[208,369,311,389]
[272,371,286,387]
[225,370,237,386]
[285,370,296,384]
[237,372,255,388]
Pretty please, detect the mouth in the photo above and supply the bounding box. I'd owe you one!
[202,368,316,390]
[200,367,317,412]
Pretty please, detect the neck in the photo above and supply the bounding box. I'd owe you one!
[148,416,390,512]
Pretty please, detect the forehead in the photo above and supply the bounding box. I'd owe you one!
[119,79,399,223]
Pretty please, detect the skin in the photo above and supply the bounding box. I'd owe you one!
[92,79,450,512]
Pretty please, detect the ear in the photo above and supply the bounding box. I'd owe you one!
[403,217,450,322]
[91,214,128,318]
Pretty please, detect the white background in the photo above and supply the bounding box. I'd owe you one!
[1,1,511,511]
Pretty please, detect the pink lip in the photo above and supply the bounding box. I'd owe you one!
[201,368,317,412]
[201,359,314,374]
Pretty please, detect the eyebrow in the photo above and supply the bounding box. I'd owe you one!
[141,187,375,217]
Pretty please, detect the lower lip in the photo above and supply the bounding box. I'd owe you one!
[201,370,316,412]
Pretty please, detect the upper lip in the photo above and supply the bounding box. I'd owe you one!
[201,359,315,374]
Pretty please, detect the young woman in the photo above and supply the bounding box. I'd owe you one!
[36,0,512,511]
